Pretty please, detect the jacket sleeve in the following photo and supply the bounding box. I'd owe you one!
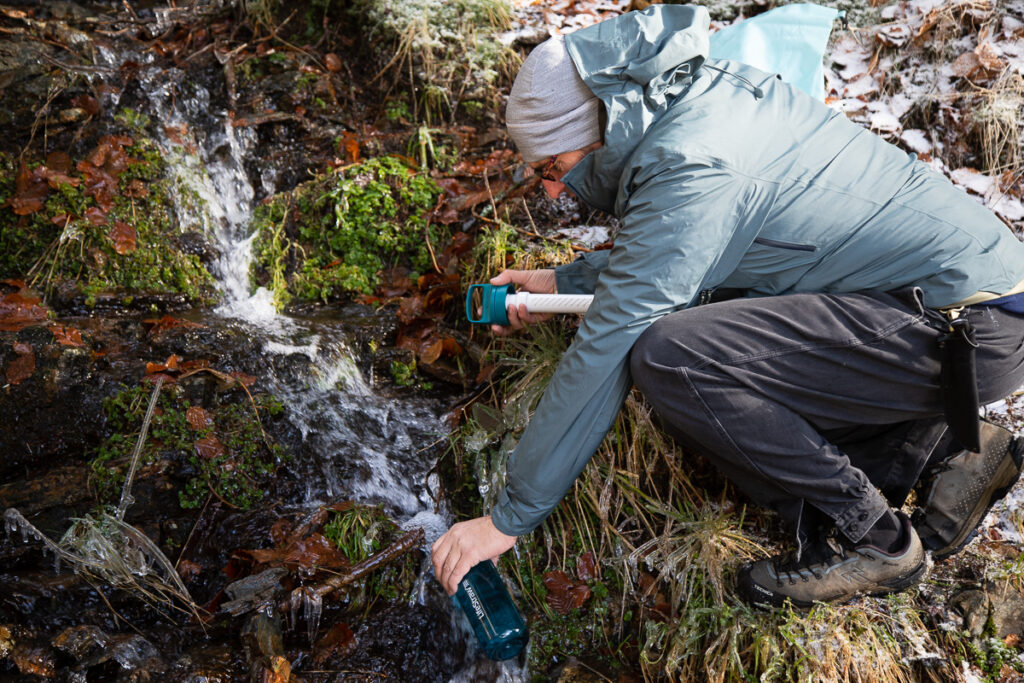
[555,251,611,294]
[491,164,747,535]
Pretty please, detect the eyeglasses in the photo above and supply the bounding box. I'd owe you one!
[513,155,559,184]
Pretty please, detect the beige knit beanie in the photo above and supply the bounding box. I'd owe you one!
[506,35,601,163]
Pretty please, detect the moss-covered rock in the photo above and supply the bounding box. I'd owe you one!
[0,133,217,310]
[89,381,286,511]
[250,155,444,307]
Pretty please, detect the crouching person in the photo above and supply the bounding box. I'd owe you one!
[431,4,1024,608]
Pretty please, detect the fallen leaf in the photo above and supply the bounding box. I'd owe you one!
[270,518,293,546]
[577,551,597,582]
[543,570,591,614]
[146,354,182,374]
[313,622,355,664]
[341,131,360,164]
[953,51,982,79]
[974,42,1004,72]
[0,283,49,331]
[186,406,215,431]
[177,559,202,582]
[50,325,85,347]
[260,655,290,683]
[8,163,50,215]
[194,435,226,460]
[45,151,73,173]
[6,342,35,385]
[70,94,100,116]
[242,532,350,573]
[142,314,205,335]
[85,206,108,226]
[109,220,137,255]
[324,53,343,73]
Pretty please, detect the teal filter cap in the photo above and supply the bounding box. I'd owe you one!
[466,283,515,326]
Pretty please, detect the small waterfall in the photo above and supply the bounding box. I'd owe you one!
[89,29,525,679]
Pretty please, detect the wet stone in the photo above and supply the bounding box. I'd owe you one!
[53,624,110,660]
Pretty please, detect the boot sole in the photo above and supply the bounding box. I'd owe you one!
[926,437,1024,561]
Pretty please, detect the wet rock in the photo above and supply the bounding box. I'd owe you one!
[222,568,289,616]
[6,627,56,677]
[53,624,109,660]
[0,36,55,132]
[174,230,221,265]
[954,584,1024,639]
[76,633,166,677]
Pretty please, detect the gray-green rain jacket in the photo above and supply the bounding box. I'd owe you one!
[489,5,1024,536]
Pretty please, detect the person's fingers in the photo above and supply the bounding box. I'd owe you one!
[489,270,518,286]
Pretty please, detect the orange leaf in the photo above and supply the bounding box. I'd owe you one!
[0,283,49,332]
[194,436,226,460]
[324,53,343,73]
[50,324,85,347]
[109,220,137,255]
[421,339,444,365]
[341,131,360,164]
[186,406,214,431]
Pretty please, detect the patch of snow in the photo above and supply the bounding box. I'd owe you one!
[901,129,933,154]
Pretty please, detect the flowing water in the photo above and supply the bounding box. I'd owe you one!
[89,32,528,681]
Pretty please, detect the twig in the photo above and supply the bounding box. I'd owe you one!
[117,375,165,521]
[278,527,424,610]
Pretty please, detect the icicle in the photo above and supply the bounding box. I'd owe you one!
[304,589,323,644]
[289,590,301,632]
[53,554,61,574]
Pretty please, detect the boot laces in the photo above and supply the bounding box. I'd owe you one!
[772,534,847,584]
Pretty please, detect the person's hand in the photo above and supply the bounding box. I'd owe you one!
[489,269,555,336]
[431,516,517,595]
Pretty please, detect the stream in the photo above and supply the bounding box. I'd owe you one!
[0,4,525,680]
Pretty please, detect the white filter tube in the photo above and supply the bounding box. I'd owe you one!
[504,292,593,315]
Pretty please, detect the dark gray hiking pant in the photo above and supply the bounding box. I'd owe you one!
[628,289,1024,549]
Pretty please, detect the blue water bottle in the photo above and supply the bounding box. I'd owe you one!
[454,561,529,660]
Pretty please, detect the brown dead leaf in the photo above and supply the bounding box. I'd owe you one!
[875,23,911,47]
[242,532,350,573]
[45,151,73,174]
[975,42,1004,72]
[453,149,516,176]
[228,372,257,388]
[194,435,226,460]
[577,551,598,582]
[397,296,425,324]
[543,570,591,614]
[6,342,35,385]
[260,655,290,683]
[177,559,202,582]
[8,163,50,215]
[85,206,108,226]
[186,406,215,431]
[0,283,49,331]
[70,94,100,116]
[324,53,343,73]
[143,314,205,336]
[109,220,137,255]
[953,51,982,79]
[313,622,355,664]
[124,179,149,198]
[270,518,293,546]
[341,131,360,164]
[50,325,85,347]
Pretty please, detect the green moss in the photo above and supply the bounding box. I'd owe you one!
[323,504,420,606]
[0,135,216,303]
[250,155,444,306]
[89,384,286,511]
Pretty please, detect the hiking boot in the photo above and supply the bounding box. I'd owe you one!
[737,512,926,609]
[913,421,1024,561]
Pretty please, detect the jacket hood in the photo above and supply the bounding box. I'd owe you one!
[563,5,711,213]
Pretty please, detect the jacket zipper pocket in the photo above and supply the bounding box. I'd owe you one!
[753,237,818,252]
